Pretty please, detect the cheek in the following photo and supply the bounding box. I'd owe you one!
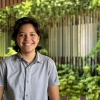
[33,37,40,43]
[16,38,23,45]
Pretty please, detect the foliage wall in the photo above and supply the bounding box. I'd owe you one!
[0,0,100,56]
[0,0,100,98]
[0,0,100,33]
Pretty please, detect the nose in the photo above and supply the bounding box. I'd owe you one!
[25,35,31,40]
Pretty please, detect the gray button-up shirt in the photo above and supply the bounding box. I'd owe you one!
[0,52,59,100]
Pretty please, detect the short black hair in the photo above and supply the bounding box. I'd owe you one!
[12,17,41,52]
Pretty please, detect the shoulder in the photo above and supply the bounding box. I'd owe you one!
[0,54,19,65]
[37,52,55,64]
[37,52,56,70]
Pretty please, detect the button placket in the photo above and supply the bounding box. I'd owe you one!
[24,66,30,100]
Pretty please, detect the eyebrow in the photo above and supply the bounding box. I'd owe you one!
[18,31,36,34]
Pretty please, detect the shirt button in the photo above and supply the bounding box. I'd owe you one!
[27,80,28,82]
[25,94,28,96]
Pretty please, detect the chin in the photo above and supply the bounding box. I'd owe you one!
[22,48,35,53]
[25,50,35,53]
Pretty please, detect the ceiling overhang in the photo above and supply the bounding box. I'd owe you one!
[0,0,26,10]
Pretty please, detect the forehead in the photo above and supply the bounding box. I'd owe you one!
[19,24,35,30]
[19,24,36,34]
[17,24,36,35]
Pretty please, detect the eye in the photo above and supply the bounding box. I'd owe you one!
[19,34,25,37]
[30,34,35,36]
[30,33,36,36]
[18,33,25,37]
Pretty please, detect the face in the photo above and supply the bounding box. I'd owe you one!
[16,24,40,54]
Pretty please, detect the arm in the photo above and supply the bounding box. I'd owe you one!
[0,86,4,100]
[48,85,60,100]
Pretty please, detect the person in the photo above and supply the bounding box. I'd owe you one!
[0,17,60,100]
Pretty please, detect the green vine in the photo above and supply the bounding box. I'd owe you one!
[57,63,100,100]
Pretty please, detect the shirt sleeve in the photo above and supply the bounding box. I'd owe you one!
[0,61,6,86]
[48,59,60,86]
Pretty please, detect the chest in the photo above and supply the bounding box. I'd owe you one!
[6,62,48,87]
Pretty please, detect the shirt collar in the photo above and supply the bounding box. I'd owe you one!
[17,53,24,60]
[36,51,43,63]
[17,51,43,64]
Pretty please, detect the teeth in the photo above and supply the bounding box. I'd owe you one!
[25,44,31,46]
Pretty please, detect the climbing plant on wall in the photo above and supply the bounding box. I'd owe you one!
[0,0,100,55]
[0,0,100,27]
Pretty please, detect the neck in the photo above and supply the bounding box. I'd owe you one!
[21,51,36,64]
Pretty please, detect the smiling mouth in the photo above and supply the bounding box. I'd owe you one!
[24,43,33,46]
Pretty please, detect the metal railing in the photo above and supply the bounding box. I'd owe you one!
[49,11,100,59]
